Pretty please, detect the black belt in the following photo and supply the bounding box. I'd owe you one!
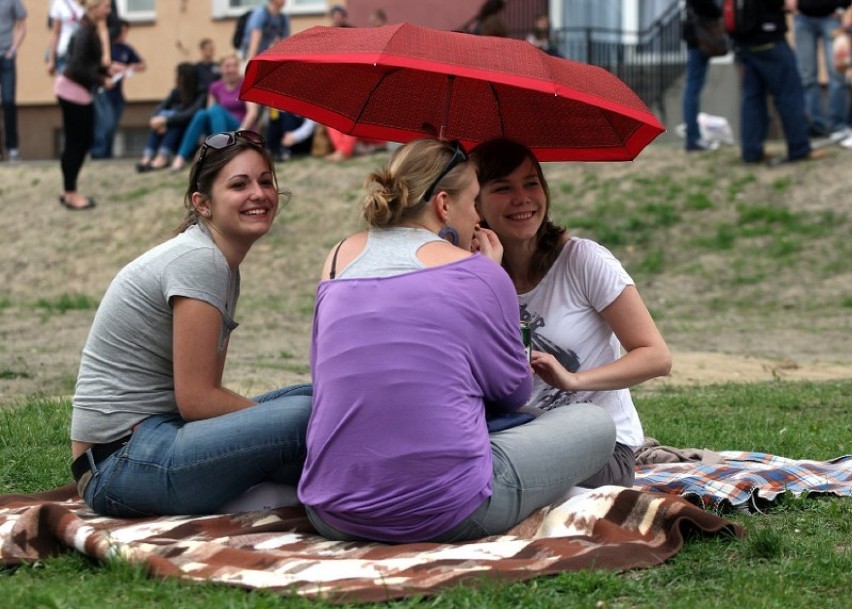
[71,435,132,482]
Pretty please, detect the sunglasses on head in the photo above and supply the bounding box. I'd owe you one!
[194,130,266,190]
[422,140,468,202]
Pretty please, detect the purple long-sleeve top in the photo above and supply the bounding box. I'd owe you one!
[299,254,532,542]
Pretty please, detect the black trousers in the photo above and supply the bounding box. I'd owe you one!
[58,97,95,192]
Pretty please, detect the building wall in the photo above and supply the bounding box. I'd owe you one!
[16,1,329,160]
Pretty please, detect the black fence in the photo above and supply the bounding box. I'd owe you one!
[506,2,687,123]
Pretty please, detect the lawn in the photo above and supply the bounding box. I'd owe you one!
[2,380,849,609]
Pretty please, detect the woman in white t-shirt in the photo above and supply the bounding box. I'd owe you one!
[46,0,84,76]
[470,138,672,487]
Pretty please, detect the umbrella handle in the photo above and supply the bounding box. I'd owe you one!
[439,75,455,141]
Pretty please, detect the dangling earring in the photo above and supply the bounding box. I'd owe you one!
[438,224,459,245]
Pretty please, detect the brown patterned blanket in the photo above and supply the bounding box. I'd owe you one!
[0,484,741,603]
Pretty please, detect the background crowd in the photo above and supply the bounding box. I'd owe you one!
[1,1,852,193]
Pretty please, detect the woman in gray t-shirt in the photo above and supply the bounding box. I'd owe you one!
[70,130,312,517]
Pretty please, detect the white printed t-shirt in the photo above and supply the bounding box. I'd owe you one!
[519,237,644,448]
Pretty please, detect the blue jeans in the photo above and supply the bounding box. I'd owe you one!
[794,14,849,134]
[682,48,711,149]
[176,105,240,161]
[737,41,811,162]
[82,383,313,517]
[307,403,616,543]
[143,124,185,159]
[91,91,125,159]
[1,54,19,151]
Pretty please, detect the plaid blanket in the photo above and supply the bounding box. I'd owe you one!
[0,485,740,603]
[634,452,852,512]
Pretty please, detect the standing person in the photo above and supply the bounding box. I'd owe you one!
[45,0,83,78]
[470,138,672,488]
[242,0,288,61]
[55,0,115,210]
[170,54,259,171]
[299,138,616,543]
[730,0,825,163]
[681,0,723,152]
[794,0,851,139]
[0,0,26,162]
[91,18,145,159]
[71,130,313,517]
[241,0,288,156]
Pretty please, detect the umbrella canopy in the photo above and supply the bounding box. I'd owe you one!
[241,23,664,161]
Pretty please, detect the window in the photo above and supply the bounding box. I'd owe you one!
[212,0,326,19]
[287,0,326,15]
[117,0,156,22]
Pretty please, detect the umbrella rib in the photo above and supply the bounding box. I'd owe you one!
[487,82,505,138]
[350,67,398,131]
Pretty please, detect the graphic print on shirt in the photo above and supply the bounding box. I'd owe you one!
[521,304,580,410]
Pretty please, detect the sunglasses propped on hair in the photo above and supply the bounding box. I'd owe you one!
[194,130,266,190]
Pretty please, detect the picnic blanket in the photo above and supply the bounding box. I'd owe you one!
[634,452,852,512]
[0,484,740,603]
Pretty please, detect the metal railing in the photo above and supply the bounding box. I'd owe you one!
[549,3,686,122]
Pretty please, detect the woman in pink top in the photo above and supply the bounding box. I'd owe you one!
[170,54,258,171]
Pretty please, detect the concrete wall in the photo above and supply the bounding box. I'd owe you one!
[663,55,742,142]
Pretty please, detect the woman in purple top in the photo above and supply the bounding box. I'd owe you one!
[299,138,616,544]
[170,54,258,171]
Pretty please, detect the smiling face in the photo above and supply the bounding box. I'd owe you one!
[219,55,241,84]
[196,149,279,246]
[476,157,548,247]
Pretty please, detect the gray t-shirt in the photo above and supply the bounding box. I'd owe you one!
[71,224,239,444]
[0,0,27,53]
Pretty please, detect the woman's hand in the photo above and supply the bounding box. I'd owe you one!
[149,115,167,133]
[471,225,503,265]
[531,350,579,392]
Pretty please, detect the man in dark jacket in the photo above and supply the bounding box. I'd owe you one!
[729,0,823,163]
[682,0,725,152]
[794,0,851,138]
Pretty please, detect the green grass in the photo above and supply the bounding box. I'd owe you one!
[2,381,850,608]
[33,293,99,314]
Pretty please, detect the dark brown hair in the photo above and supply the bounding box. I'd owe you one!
[177,132,287,233]
[470,138,566,281]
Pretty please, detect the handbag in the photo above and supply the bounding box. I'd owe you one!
[689,9,729,58]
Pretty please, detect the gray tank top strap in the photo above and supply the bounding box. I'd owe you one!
[336,228,445,279]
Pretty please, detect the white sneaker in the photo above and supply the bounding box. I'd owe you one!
[839,134,852,150]
[829,127,851,143]
[7,149,20,162]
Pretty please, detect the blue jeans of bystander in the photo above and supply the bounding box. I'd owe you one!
[794,14,849,135]
[737,41,811,162]
[682,47,711,149]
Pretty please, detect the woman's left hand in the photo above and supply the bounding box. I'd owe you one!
[471,225,503,265]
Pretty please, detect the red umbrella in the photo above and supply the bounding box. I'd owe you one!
[241,23,664,161]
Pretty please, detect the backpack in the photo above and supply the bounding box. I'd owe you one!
[722,0,763,38]
[232,8,288,52]
[232,9,252,50]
